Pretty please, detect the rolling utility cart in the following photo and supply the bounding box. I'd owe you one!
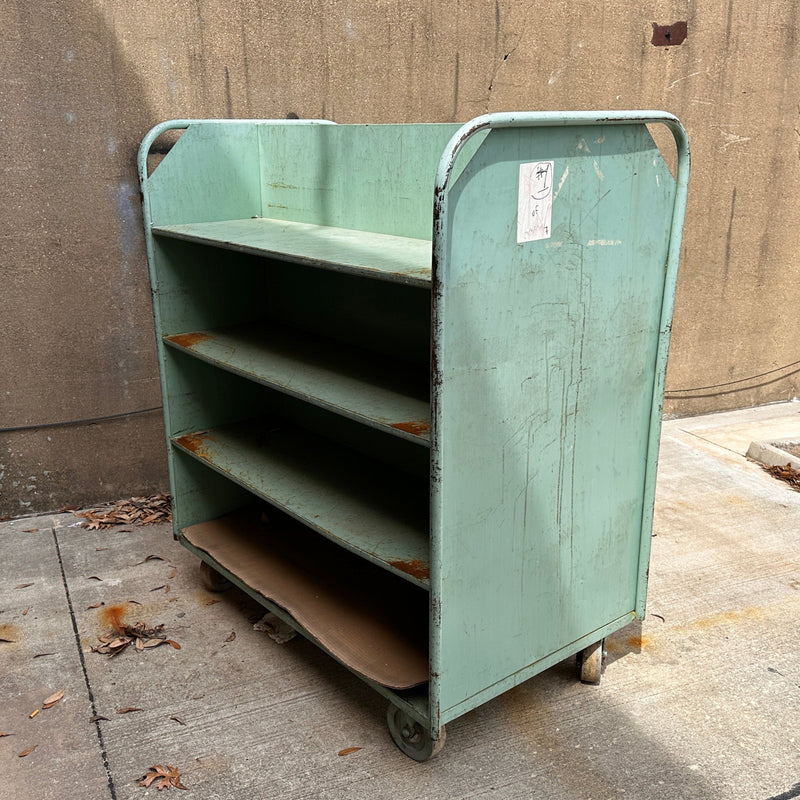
[138,112,689,760]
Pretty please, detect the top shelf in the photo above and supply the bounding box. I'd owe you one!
[152,218,433,288]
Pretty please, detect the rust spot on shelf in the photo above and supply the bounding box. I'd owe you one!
[165,332,212,348]
[100,602,130,634]
[651,21,687,46]
[175,433,211,458]
[388,559,430,581]
[390,420,430,437]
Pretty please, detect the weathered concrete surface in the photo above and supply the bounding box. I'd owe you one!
[2,1,799,512]
[1,403,799,798]
[0,518,111,798]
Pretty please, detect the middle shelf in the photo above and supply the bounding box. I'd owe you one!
[164,322,431,444]
[172,417,431,588]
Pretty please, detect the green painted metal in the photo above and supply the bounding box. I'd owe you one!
[162,322,430,443]
[429,112,689,731]
[171,419,429,588]
[153,217,433,287]
[139,113,688,754]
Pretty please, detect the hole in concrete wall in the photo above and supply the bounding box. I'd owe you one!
[651,21,688,47]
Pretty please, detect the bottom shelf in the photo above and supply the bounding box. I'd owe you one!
[181,507,430,690]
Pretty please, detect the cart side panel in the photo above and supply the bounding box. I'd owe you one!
[432,123,678,718]
[257,123,484,240]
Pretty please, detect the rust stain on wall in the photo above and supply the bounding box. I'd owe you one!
[651,21,688,46]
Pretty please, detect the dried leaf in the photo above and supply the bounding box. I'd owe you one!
[87,602,105,609]
[169,716,186,725]
[0,637,17,644]
[167,568,177,579]
[0,732,14,737]
[225,631,236,643]
[150,585,167,592]
[22,607,30,616]
[33,652,55,658]
[144,554,167,564]
[17,745,37,757]
[15,583,34,590]
[166,640,181,650]
[42,690,65,708]
[22,529,38,533]
[116,707,143,714]
[764,462,800,491]
[128,599,142,605]
[89,715,109,722]
[137,764,187,791]
[338,747,362,756]
[96,547,108,551]
[75,494,172,529]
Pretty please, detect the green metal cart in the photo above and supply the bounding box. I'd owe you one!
[138,111,689,760]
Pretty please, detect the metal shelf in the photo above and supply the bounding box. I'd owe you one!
[172,419,431,588]
[153,218,432,288]
[164,323,430,445]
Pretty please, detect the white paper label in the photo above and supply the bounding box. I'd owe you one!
[517,161,554,242]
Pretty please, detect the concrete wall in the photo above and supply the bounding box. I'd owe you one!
[2,0,798,517]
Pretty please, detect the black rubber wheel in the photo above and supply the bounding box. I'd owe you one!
[199,560,232,592]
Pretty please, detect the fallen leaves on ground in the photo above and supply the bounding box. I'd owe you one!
[15,583,34,590]
[764,462,800,491]
[137,765,187,791]
[338,747,362,756]
[42,690,65,709]
[0,733,14,737]
[117,707,143,714]
[91,620,181,657]
[75,494,172,530]
[17,745,37,757]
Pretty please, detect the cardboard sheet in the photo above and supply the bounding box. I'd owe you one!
[183,509,429,689]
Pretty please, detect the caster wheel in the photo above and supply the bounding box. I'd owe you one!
[200,560,232,592]
[578,639,605,685]
[386,704,445,762]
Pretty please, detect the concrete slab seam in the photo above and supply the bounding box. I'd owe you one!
[51,527,118,800]
[677,428,743,456]
[764,782,800,800]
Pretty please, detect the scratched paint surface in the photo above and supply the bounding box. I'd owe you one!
[433,123,677,718]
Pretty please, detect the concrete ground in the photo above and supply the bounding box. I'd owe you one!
[2,402,799,800]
